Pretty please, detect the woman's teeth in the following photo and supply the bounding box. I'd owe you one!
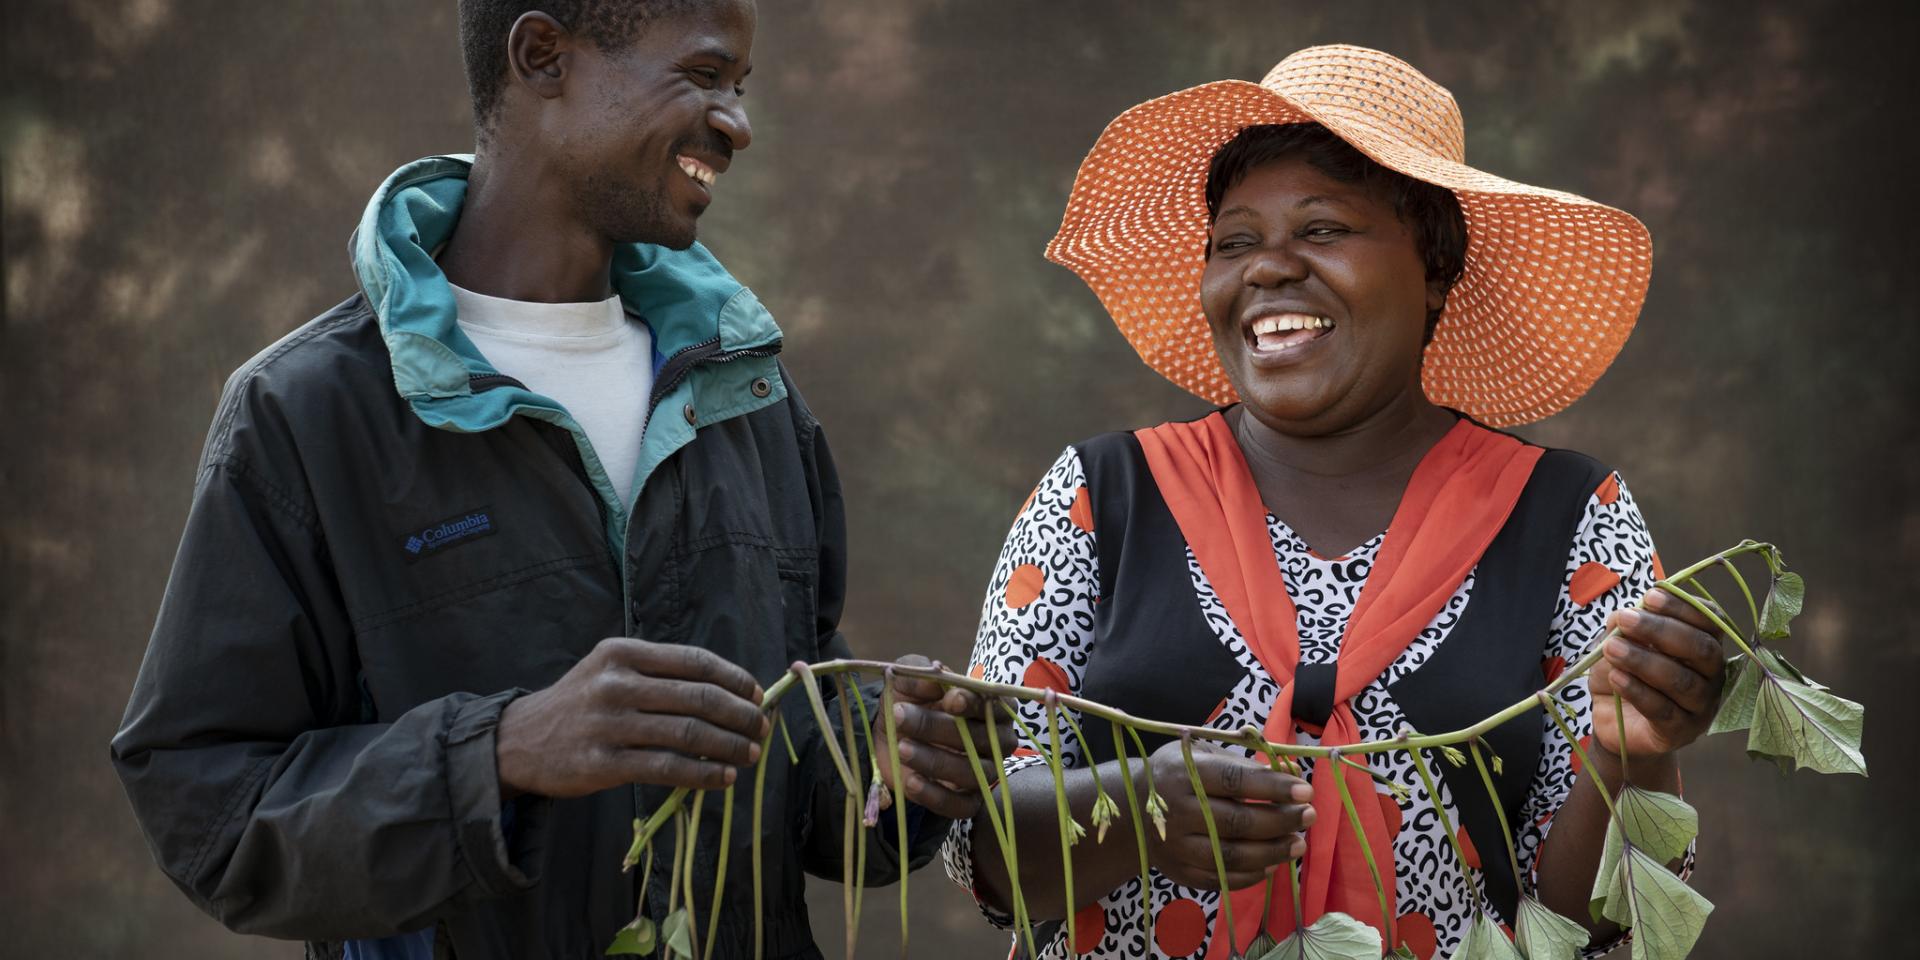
[1249,314,1334,352]
[1251,314,1332,335]
[677,156,717,187]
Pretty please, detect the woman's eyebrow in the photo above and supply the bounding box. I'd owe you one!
[1215,204,1258,222]
[1294,194,1352,210]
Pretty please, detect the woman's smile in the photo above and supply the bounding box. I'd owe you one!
[1243,311,1337,365]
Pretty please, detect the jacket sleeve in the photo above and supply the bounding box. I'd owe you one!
[787,403,949,884]
[110,402,551,939]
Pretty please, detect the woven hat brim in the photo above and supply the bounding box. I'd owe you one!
[1044,80,1652,426]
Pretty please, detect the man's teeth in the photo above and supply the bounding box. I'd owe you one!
[677,157,717,187]
[1250,314,1333,335]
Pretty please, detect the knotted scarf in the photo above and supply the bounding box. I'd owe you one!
[1133,412,1540,956]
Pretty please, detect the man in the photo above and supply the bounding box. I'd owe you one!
[110,2,1003,957]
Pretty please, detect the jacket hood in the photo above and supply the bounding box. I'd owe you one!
[348,154,782,432]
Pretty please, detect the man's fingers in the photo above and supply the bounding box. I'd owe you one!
[896,769,978,820]
[609,712,763,766]
[895,739,985,791]
[601,637,763,704]
[598,675,769,739]
[613,748,739,791]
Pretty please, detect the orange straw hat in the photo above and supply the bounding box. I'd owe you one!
[1045,44,1652,426]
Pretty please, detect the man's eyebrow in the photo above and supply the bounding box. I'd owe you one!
[692,45,740,65]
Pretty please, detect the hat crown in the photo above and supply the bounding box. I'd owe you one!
[1261,44,1465,164]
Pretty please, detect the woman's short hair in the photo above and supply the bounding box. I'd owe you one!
[1205,123,1469,343]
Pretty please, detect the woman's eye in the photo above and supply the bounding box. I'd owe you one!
[1213,236,1254,252]
[1302,225,1348,240]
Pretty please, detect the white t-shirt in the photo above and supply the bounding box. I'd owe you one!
[450,282,655,508]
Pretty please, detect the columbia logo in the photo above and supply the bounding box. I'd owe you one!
[399,508,495,562]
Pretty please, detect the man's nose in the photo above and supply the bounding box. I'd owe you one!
[712,101,752,152]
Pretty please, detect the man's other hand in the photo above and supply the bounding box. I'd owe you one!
[870,655,1017,820]
[496,637,771,799]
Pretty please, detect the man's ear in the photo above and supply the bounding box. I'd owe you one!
[507,11,572,101]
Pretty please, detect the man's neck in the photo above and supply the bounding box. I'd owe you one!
[437,149,616,303]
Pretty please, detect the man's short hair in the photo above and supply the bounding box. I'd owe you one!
[458,0,696,130]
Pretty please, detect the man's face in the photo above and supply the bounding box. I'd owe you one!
[548,0,756,250]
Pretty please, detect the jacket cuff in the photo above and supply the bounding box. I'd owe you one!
[445,689,550,897]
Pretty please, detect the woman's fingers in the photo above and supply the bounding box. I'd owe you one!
[1603,637,1716,715]
[1188,747,1311,803]
[1167,834,1301,888]
[1621,594,1726,677]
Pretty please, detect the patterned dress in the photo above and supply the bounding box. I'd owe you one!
[941,445,1673,960]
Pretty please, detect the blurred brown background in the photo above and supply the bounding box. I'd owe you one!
[4,0,1915,956]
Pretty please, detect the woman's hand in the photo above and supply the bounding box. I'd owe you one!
[1145,740,1314,890]
[1591,587,1729,759]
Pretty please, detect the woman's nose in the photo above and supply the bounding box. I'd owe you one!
[1243,244,1309,287]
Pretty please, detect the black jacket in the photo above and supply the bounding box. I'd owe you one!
[111,156,937,959]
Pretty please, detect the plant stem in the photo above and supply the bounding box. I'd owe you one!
[882,670,911,958]
[833,674,866,956]
[751,722,773,960]
[702,784,733,960]
[793,662,858,795]
[1329,748,1395,948]
[1045,697,1079,950]
[1612,691,1631,785]
[685,791,706,959]
[1406,741,1485,916]
[1180,732,1239,956]
[1468,742,1526,899]
[1653,579,1756,658]
[985,700,1040,958]
[1717,558,1761,634]
[1540,694,1622,823]
[1110,722,1155,949]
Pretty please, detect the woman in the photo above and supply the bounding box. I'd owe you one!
[939,46,1725,960]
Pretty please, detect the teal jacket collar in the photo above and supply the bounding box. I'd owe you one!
[348,154,788,536]
[348,154,783,434]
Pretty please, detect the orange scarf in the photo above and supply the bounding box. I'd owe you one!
[1134,412,1540,956]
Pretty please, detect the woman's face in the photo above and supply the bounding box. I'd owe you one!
[1200,155,1444,435]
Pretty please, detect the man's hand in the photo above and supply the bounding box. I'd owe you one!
[1146,740,1313,890]
[870,656,1017,820]
[1592,587,1729,759]
[496,637,772,799]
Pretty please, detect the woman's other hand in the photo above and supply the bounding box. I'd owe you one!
[1146,739,1313,890]
[1591,587,1729,759]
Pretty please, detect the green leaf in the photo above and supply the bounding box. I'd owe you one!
[1707,654,1759,735]
[1589,787,1697,920]
[1600,845,1713,960]
[1457,910,1522,959]
[1514,896,1588,960]
[1615,787,1697,863]
[1757,572,1804,639]
[1254,911,1382,960]
[1388,946,1418,960]
[661,908,694,959]
[606,916,656,956]
[1247,932,1279,957]
[1747,655,1868,776]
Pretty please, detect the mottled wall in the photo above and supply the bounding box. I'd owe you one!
[4,0,1914,956]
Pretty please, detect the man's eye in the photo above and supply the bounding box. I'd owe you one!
[690,68,720,87]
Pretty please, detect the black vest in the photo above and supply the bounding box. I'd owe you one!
[1066,426,1608,925]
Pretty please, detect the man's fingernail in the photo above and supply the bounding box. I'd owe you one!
[893,703,908,721]
[748,743,761,762]
[898,741,915,760]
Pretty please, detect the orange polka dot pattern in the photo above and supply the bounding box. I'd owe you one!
[1044,44,1652,427]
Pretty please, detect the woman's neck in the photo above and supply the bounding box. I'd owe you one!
[1228,393,1459,556]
